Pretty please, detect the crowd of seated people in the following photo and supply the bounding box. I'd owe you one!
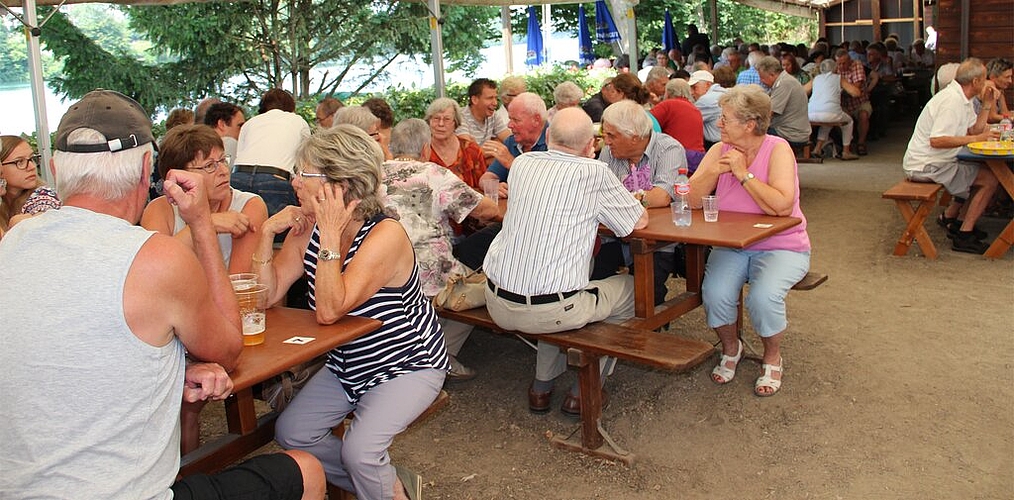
[17,28,1009,499]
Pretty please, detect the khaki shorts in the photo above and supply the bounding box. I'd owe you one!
[906,160,981,198]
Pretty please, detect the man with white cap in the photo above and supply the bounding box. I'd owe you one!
[0,89,325,499]
[688,69,727,148]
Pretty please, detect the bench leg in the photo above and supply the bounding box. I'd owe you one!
[548,349,635,465]
[893,199,937,259]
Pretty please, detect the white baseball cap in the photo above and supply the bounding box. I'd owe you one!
[688,70,715,86]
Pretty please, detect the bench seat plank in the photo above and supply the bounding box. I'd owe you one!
[438,307,713,372]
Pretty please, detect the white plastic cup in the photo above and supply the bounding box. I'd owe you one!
[702,195,719,223]
[480,178,499,204]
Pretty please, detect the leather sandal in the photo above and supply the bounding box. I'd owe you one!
[754,358,783,397]
[711,339,743,385]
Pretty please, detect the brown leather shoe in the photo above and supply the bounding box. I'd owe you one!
[528,384,552,414]
[560,389,609,418]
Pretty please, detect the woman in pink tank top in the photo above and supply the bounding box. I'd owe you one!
[688,85,811,398]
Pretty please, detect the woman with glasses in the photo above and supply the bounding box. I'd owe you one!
[1,135,61,236]
[141,124,267,274]
[255,125,446,500]
[424,97,487,189]
[688,85,811,398]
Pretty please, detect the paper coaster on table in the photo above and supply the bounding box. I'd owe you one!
[283,336,316,345]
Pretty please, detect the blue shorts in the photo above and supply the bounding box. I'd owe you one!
[702,248,810,337]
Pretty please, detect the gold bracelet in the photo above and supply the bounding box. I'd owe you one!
[252,255,272,265]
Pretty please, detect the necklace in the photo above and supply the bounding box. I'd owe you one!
[393,156,417,161]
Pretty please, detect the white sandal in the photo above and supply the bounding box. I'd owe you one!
[754,358,783,397]
[711,340,743,385]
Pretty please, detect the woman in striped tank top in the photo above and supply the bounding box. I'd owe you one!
[252,124,447,500]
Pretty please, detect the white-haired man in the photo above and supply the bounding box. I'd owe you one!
[479,92,549,187]
[755,55,812,146]
[0,89,325,499]
[736,50,766,87]
[599,100,687,305]
[903,58,1000,254]
[689,69,728,148]
[483,107,648,418]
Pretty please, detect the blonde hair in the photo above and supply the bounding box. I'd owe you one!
[296,124,384,221]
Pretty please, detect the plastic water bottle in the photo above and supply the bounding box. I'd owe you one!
[673,167,692,227]
[999,114,1013,142]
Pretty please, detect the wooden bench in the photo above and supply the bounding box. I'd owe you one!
[882,180,944,259]
[437,306,713,465]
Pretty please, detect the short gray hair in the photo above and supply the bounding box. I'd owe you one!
[500,75,527,98]
[53,128,152,201]
[665,79,693,100]
[547,107,593,151]
[510,92,548,122]
[389,118,430,158]
[601,100,652,139]
[333,106,380,133]
[819,59,837,75]
[296,124,384,220]
[424,97,462,128]
[646,66,670,84]
[718,85,771,136]
[755,56,783,75]
[747,50,764,67]
[553,81,584,108]
[954,57,986,85]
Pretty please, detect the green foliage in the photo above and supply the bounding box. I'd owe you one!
[633,0,817,50]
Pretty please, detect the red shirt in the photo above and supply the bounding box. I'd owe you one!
[428,136,487,190]
[650,98,705,153]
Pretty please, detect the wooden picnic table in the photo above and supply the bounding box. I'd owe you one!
[957,147,1014,259]
[179,307,381,477]
[618,208,802,331]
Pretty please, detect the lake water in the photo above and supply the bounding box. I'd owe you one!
[1,36,579,138]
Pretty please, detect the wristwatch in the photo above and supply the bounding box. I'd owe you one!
[740,172,756,186]
[318,249,341,261]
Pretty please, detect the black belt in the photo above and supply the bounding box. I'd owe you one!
[234,164,291,181]
[487,280,580,305]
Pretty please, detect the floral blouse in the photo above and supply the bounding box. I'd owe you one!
[382,159,483,297]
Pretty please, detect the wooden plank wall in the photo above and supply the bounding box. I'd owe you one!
[935,0,1014,106]
[935,0,1014,64]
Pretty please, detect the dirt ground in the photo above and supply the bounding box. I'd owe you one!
[205,118,1014,499]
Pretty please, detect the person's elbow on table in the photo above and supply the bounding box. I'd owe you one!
[633,209,649,230]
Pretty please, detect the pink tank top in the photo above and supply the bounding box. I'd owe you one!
[716,135,810,252]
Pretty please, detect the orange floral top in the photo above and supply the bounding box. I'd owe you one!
[428,136,487,190]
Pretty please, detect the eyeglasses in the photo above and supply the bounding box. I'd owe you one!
[293,165,329,180]
[717,114,743,125]
[2,153,41,171]
[186,155,231,173]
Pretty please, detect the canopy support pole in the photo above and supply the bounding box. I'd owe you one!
[501,6,513,74]
[428,0,446,98]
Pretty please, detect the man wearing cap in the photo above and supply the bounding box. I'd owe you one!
[232,88,311,216]
[0,89,325,499]
[689,69,727,149]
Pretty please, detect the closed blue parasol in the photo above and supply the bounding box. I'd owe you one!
[594,0,620,44]
[578,5,594,65]
[662,9,678,52]
[526,6,545,67]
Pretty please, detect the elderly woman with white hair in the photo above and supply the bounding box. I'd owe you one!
[650,78,706,171]
[548,81,584,120]
[688,85,810,398]
[806,59,861,160]
[334,105,391,160]
[261,124,447,500]
[424,97,487,189]
[382,117,500,381]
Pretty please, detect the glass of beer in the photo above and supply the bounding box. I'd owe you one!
[234,283,268,346]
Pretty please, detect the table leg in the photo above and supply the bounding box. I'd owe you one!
[225,387,258,435]
[629,238,655,320]
[985,160,1014,259]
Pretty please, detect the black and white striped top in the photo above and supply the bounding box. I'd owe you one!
[306,215,449,404]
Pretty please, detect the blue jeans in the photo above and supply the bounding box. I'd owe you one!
[230,171,296,217]
[702,248,810,337]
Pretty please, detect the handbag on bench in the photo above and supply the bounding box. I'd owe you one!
[433,267,486,311]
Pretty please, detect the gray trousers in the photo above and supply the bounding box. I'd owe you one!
[274,367,445,500]
[484,274,635,383]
